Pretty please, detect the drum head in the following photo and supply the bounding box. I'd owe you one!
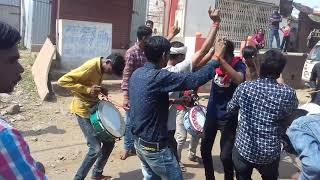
[97,101,125,138]
[189,105,206,132]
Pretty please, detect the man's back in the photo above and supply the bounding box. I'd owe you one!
[228,78,298,164]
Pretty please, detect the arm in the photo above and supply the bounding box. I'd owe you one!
[227,85,242,113]
[287,119,320,180]
[196,48,215,69]
[192,8,220,69]
[309,64,318,89]
[0,128,46,179]
[220,58,245,85]
[121,52,135,97]
[160,60,220,93]
[58,66,94,95]
[167,26,180,42]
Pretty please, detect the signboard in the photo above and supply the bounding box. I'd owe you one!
[58,19,112,70]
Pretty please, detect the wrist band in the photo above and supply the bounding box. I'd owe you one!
[213,22,220,28]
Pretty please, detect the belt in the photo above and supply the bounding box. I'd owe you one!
[135,137,167,151]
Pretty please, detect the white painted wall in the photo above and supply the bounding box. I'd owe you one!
[57,19,112,70]
[184,0,215,37]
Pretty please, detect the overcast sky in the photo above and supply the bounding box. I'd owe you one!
[292,0,319,17]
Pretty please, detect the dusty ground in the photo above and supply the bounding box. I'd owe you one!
[0,51,311,180]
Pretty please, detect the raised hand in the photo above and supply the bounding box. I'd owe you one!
[208,6,221,23]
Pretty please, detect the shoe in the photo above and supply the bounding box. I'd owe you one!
[120,149,136,160]
[179,162,186,172]
[188,155,203,164]
[91,175,112,180]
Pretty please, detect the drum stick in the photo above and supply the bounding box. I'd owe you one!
[306,89,320,94]
[99,93,124,109]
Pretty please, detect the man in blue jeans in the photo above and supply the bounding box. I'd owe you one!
[58,54,125,180]
[129,36,226,179]
[269,9,282,48]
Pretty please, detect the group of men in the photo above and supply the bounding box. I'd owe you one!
[0,6,320,180]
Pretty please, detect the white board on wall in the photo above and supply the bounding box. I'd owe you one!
[58,19,112,70]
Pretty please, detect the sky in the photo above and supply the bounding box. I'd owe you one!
[292,0,319,17]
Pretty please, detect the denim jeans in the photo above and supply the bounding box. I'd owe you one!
[134,139,183,180]
[74,115,115,180]
[175,109,200,161]
[269,29,280,49]
[280,36,290,52]
[232,148,280,180]
[124,111,135,152]
[200,116,237,180]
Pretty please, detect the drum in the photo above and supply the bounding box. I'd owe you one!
[183,105,207,138]
[90,101,125,142]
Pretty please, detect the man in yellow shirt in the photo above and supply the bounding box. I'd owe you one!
[58,54,125,180]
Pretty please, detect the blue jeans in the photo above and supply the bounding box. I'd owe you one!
[269,29,280,48]
[134,139,183,180]
[74,116,115,180]
[124,111,135,151]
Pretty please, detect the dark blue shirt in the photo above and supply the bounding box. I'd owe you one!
[206,61,246,123]
[270,13,282,30]
[129,61,220,142]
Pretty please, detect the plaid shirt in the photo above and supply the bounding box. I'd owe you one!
[121,43,147,96]
[227,78,298,164]
[0,118,46,180]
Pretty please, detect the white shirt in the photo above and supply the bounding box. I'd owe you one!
[163,58,193,130]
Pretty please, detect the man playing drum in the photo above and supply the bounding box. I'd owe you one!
[164,7,221,172]
[129,35,226,180]
[58,54,125,180]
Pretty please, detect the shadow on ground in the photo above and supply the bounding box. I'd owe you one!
[21,125,66,137]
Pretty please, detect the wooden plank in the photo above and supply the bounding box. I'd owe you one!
[32,38,56,101]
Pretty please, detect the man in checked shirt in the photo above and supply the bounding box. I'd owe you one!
[227,50,298,180]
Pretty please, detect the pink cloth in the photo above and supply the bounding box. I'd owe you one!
[281,26,291,37]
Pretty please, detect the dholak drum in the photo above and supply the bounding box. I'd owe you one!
[183,105,207,138]
[90,101,125,142]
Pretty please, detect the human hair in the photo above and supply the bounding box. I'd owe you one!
[242,46,257,60]
[224,39,235,59]
[169,41,185,60]
[145,20,154,26]
[137,25,152,41]
[259,49,286,79]
[0,21,21,50]
[144,36,171,64]
[107,53,125,77]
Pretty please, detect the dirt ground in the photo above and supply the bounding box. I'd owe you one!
[0,51,311,180]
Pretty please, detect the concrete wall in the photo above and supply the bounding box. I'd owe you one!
[0,5,20,32]
[184,0,215,37]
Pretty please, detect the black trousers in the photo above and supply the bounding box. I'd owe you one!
[232,148,280,180]
[168,130,179,162]
[280,36,290,52]
[200,117,237,180]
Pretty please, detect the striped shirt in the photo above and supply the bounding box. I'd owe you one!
[0,118,46,180]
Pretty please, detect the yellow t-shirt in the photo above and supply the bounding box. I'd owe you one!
[58,57,103,119]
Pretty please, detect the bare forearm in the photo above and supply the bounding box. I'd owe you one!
[220,59,244,84]
[192,25,219,68]
[196,48,215,69]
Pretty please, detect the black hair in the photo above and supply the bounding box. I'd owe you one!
[144,36,171,64]
[224,39,235,58]
[0,21,21,50]
[169,41,184,60]
[137,25,152,41]
[145,20,154,26]
[242,46,257,60]
[260,49,286,79]
[107,53,125,77]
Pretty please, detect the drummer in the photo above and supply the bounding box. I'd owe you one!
[164,7,221,172]
[58,54,125,180]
